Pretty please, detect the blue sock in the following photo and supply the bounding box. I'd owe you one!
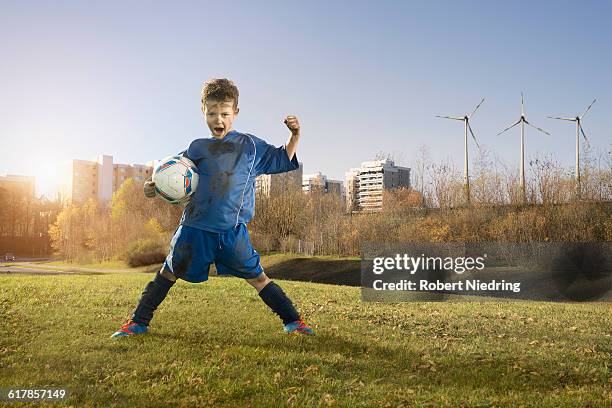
[131,272,175,326]
[258,281,300,325]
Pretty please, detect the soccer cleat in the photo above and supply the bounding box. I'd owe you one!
[284,318,315,335]
[111,320,148,338]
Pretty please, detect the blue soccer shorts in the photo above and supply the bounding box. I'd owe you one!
[162,223,263,283]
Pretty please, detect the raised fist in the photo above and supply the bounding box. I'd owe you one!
[284,115,300,135]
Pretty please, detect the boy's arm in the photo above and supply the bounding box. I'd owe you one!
[253,117,301,175]
[284,115,301,161]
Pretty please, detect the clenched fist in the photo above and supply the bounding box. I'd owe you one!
[284,115,300,136]
[144,180,157,198]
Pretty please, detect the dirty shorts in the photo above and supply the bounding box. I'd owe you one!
[162,223,263,283]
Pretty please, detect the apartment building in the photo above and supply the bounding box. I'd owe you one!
[345,159,411,212]
[302,172,344,198]
[0,174,35,198]
[255,162,303,197]
[113,163,152,192]
[59,155,153,205]
[326,180,344,197]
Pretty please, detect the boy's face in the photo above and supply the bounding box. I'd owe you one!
[203,99,239,139]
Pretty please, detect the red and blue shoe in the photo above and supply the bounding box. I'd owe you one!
[284,318,315,335]
[111,320,148,338]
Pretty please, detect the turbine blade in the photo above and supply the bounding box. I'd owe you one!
[469,98,485,118]
[580,98,597,119]
[547,116,575,121]
[435,115,463,120]
[497,119,521,136]
[524,120,551,135]
[579,124,590,143]
[521,92,525,116]
[468,122,481,149]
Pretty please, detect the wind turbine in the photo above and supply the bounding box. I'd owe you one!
[497,93,550,203]
[548,99,596,199]
[436,98,484,205]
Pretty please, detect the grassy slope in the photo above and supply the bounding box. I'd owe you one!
[0,273,610,407]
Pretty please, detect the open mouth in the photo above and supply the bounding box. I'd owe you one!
[214,127,225,134]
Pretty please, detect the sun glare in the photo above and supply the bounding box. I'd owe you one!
[25,152,64,199]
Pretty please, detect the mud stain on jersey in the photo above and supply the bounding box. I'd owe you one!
[186,203,195,217]
[209,171,234,197]
[209,141,236,156]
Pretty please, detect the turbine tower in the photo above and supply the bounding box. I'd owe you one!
[497,93,550,204]
[436,98,485,205]
[548,99,596,199]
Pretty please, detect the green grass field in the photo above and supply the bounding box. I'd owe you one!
[1,272,610,407]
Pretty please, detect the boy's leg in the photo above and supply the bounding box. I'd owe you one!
[112,225,214,338]
[217,224,314,334]
[247,274,314,335]
[111,269,176,338]
[131,269,177,326]
[247,273,299,324]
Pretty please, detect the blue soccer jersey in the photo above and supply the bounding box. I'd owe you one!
[180,130,299,233]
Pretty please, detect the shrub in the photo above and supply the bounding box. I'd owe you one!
[124,238,167,267]
[250,231,277,254]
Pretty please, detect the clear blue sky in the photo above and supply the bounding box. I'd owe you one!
[1,1,610,197]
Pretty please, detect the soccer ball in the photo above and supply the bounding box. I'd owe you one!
[152,155,199,204]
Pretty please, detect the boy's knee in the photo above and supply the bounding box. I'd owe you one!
[159,268,177,282]
[246,272,270,291]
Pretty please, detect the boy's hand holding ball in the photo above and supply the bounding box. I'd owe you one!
[144,180,157,198]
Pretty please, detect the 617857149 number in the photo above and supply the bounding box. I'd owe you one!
[1,388,69,401]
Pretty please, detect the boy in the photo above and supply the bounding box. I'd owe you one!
[112,78,314,337]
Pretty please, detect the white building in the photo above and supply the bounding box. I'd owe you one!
[302,172,344,198]
[59,155,153,205]
[345,159,411,212]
